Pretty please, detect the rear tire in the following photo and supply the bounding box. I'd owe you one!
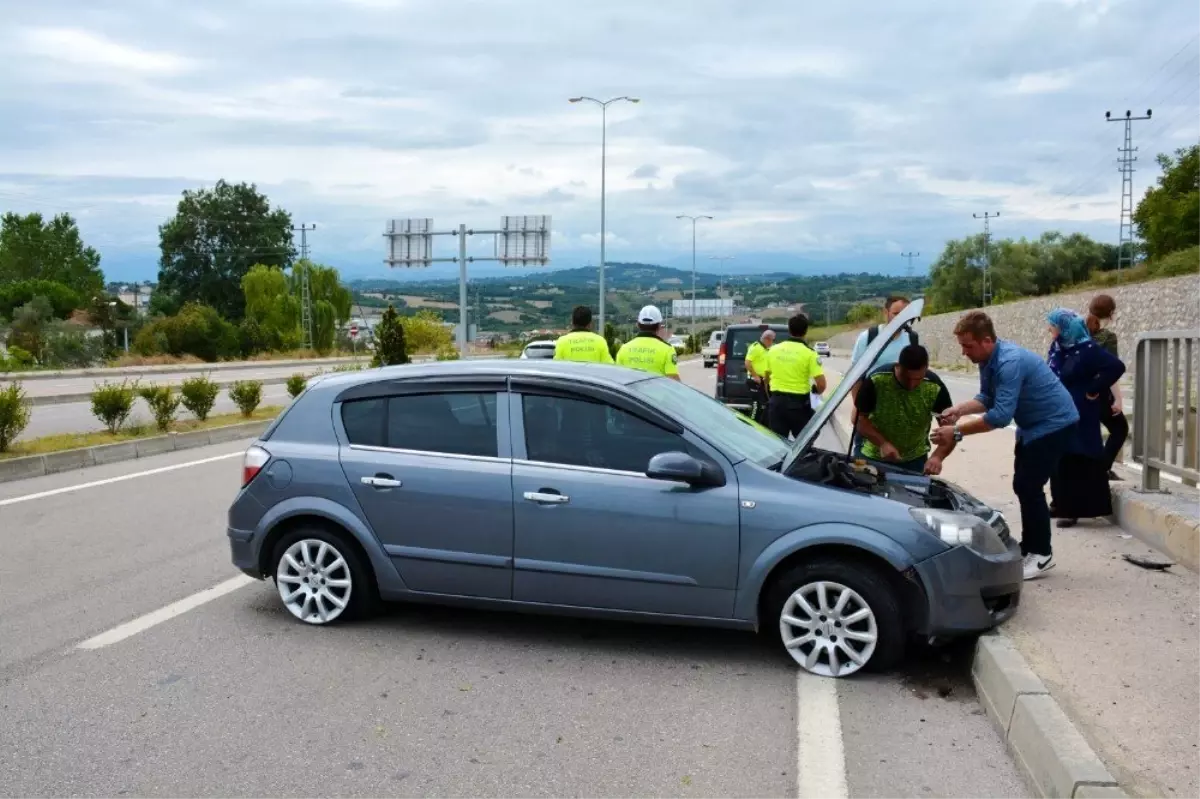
[271,527,378,625]
[764,557,904,677]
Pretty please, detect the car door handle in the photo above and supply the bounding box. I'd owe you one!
[361,475,402,488]
[523,490,569,505]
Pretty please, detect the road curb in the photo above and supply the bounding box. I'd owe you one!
[1109,481,1199,572]
[972,635,1128,798]
[0,420,271,484]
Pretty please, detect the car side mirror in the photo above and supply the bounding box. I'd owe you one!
[646,451,726,488]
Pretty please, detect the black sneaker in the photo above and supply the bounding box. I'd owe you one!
[1107,470,1120,481]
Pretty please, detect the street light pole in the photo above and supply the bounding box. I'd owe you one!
[677,214,713,339]
[710,255,735,324]
[569,95,640,331]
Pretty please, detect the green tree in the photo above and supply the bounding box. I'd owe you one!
[1133,144,1199,260]
[242,264,301,350]
[291,260,352,351]
[0,279,83,320]
[402,309,454,354]
[157,180,294,321]
[845,303,880,325]
[0,212,104,297]
[5,297,54,359]
[371,305,410,366]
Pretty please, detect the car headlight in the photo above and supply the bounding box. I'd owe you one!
[908,508,1008,555]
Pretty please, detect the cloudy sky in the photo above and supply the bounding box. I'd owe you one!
[1,0,1197,282]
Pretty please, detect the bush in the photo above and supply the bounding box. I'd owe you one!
[228,380,263,417]
[137,383,181,432]
[434,348,460,361]
[286,373,307,398]
[0,382,31,452]
[1148,245,1200,277]
[179,375,220,421]
[1,346,35,371]
[371,305,410,367]
[133,303,239,362]
[42,328,106,369]
[91,380,137,434]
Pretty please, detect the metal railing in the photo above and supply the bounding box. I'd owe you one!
[1131,330,1199,490]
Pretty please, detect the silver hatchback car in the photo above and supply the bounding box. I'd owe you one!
[228,299,1022,677]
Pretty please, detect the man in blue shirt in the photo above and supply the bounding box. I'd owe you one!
[932,311,1078,581]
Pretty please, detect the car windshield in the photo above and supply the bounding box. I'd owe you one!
[629,376,789,467]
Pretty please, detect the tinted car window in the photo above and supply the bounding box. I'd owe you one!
[521,393,696,474]
[342,392,498,457]
[524,343,556,359]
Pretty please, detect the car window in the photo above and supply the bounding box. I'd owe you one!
[520,393,699,474]
[629,377,789,467]
[342,392,498,457]
[728,327,786,359]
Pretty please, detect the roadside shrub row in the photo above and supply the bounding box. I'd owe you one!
[89,376,267,434]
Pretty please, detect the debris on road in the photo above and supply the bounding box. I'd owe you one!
[1122,553,1174,571]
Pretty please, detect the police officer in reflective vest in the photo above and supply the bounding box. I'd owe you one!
[763,313,826,438]
[744,329,775,425]
[615,305,681,381]
[554,305,614,363]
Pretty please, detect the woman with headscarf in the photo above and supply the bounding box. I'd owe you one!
[1085,294,1128,479]
[1045,308,1126,528]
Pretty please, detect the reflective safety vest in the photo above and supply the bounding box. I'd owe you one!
[554,330,614,363]
[616,333,679,377]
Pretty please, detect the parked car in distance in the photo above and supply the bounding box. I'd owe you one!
[701,331,724,368]
[667,335,687,354]
[227,298,1022,679]
[714,323,789,411]
[520,340,556,359]
[815,341,831,358]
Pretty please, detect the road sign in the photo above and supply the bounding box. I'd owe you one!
[497,215,551,265]
[385,218,434,266]
[349,324,359,339]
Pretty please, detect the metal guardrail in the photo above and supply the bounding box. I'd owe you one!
[1132,330,1199,490]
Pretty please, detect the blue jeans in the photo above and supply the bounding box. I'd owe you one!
[1014,424,1076,556]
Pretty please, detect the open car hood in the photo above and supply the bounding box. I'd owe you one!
[780,297,925,473]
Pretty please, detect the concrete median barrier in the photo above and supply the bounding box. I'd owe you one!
[0,420,273,485]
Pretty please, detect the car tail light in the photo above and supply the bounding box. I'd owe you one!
[242,445,270,487]
[716,341,727,381]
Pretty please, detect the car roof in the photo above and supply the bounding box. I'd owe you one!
[306,358,652,395]
[725,323,789,331]
[525,340,556,346]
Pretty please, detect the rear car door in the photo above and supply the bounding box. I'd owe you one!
[337,379,514,599]
[508,379,741,618]
[720,325,788,409]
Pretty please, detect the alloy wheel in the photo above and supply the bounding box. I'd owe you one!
[779,580,878,677]
[276,538,353,624]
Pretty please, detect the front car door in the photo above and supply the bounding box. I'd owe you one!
[508,378,741,618]
[336,378,514,599]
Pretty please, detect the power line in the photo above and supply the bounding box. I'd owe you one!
[973,212,999,307]
[1105,109,1153,279]
[900,251,920,278]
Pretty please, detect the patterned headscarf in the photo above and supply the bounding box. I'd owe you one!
[1047,308,1091,348]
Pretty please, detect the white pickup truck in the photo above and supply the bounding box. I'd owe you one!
[700,331,724,368]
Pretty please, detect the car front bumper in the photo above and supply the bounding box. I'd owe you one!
[912,538,1022,637]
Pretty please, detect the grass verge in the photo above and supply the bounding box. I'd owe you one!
[1,405,283,460]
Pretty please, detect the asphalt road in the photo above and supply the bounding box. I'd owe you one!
[0,359,1030,798]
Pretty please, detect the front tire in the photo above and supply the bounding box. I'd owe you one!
[765,557,904,677]
[272,528,377,625]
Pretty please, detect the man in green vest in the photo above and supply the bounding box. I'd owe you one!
[744,329,775,425]
[615,305,680,380]
[854,344,956,475]
[554,305,614,363]
[763,314,826,438]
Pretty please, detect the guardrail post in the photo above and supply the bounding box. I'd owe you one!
[1136,338,1167,493]
[1184,337,1197,488]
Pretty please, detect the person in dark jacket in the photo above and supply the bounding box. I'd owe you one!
[1085,294,1128,479]
[1045,308,1126,528]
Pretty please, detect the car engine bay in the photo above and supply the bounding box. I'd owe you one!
[787,449,963,511]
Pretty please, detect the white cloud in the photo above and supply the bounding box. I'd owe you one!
[999,69,1079,95]
[18,27,195,75]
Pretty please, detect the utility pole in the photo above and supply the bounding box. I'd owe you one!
[293,224,316,349]
[973,213,998,306]
[900,251,919,279]
[710,255,735,325]
[822,289,844,327]
[677,214,713,338]
[1106,109,1152,281]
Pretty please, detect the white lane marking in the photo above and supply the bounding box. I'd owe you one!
[796,671,848,799]
[0,451,243,508]
[76,575,257,650]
